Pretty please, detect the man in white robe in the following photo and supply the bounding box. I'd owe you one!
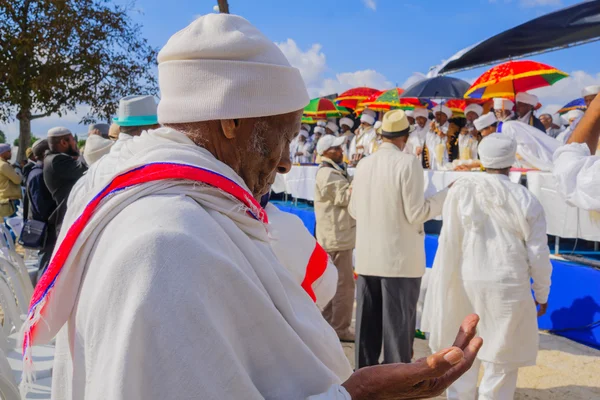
[493,98,514,124]
[513,92,545,132]
[405,107,429,157]
[339,117,355,163]
[424,105,458,170]
[556,85,600,144]
[292,129,312,164]
[458,104,482,161]
[553,87,600,210]
[349,110,377,164]
[22,13,484,400]
[423,133,552,400]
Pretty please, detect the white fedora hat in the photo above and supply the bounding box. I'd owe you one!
[113,95,158,127]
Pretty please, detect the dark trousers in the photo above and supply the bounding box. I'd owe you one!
[355,275,421,368]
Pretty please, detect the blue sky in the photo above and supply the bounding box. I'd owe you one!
[3,0,599,141]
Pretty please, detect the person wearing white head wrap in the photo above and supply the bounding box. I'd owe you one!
[514,92,545,132]
[424,105,459,170]
[326,121,339,136]
[556,109,586,144]
[493,98,515,122]
[423,132,551,400]
[404,108,430,157]
[582,85,600,107]
[317,120,327,127]
[458,104,484,162]
[405,109,416,126]
[339,117,355,161]
[349,112,378,163]
[291,129,312,164]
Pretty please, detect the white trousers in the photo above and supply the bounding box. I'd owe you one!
[447,359,519,400]
[415,268,430,330]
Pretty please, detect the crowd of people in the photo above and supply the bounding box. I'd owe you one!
[4,12,598,400]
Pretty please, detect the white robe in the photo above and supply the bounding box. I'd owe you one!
[457,133,478,161]
[425,123,451,170]
[46,128,353,400]
[553,143,600,211]
[422,174,551,370]
[348,127,376,159]
[293,140,312,164]
[499,121,560,171]
[405,125,428,156]
[555,115,583,144]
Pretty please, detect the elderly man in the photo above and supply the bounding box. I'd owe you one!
[555,86,599,144]
[314,134,356,342]
[493,98,515,123]
[325,121,340,136]
[405,107,429,157]
[349,110,377,164]
[292,129,312,164]
[0,144,22,218]
[553,89,600,210]
[83,123,115,166]
[513,92,545,132]
[339,117,355,162]
[350,110,450,368]
[113,95,160,137]
[423,133,552,400]
[458,104,483,161]
[43,127,88,236]
[424,104,458,170]
[539,113,561,138]
[23,15,482,400]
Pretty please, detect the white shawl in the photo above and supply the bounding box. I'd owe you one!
[500,121,560,171]
[24,128,352,399]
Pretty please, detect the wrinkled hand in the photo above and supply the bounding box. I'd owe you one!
[536,301,548,317]
[342,315,483,400]
[416,147,423,156]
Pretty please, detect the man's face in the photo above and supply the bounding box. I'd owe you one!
[66,135,79,156]
[515,102,533,118]
[0,151,11,161]
[481,125,496,137]
[361,122,372,130]
[494,109,511,121]
[298,135,306,143]
[324,146,344,164]
[416,116,427,128]
[539,115,552,129]
[341,125,350,133]
[325,127,335,135]
[407,116,415,126]
[435,112,448,125]
[584,94,597,108]
[466,111,478,123]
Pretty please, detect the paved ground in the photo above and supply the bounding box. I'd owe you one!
[342,321,600,399]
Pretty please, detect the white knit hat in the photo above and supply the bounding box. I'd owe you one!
[157,14,309,123]
[493,98,514,110]
[339,117,354,129]
[479,133,517,169]
[464,104,483,117]
[326,121,339,133]
[317,135,345,155]
[474,112,497,131]
[413,108,429,119]
[360,113,375,126]
[515,92,538,107]
[567,109,584,122]
[47,127,72,138]
[582,85,600,97]
[433,104,452,119]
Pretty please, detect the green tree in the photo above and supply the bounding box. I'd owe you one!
[0,130,5,144]
[0,0,158,161]
[13,135,39,148]
[77,139,86,148]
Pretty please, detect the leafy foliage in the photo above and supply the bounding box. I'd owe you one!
[13,135,39,147]
[0,130,5,144]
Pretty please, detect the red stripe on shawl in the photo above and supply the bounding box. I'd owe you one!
[301,243,328,302]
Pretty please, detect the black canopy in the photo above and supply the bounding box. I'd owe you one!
[438,0,600,75]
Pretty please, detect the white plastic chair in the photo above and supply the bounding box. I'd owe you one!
[0,225,34,301]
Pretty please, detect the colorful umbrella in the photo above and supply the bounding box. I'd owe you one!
[360,88,426,112]
[557,98,587,115]
[301,116,317,124]
[335,87,380,109]
[303,98,342,118]
[443,99,490,117]
[335,105,352,116]
[465,60,568,99]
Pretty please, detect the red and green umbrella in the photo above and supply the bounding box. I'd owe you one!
[465,60,568,99]
[335,87,380,109]
[304,98,349,118]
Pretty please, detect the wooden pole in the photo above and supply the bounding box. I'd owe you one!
[217,0,230,13]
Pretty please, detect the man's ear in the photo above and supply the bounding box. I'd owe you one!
[220,119,241,139]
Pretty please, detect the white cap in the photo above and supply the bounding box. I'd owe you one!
[478,133,517,169]
[515,92,538,107]
[405,110,414,118]
[314,126,326,135]
[298,129,309,139]
[474,112,497,131]
[582,85,600,97]
[301,123,312,132]
[339,117,354,129]
[363,109,376,118]
[413,108,429,119]
[157,14,309,124]
[464,104,483,117]
[317,120,327,127]
[567,109,584,122]
[433,104,452,119]
[493,98,515,110]
[326,121,339,133]
[47,127,72,138]
[83,135,115,166]
[316,135,346,155]
[360,113,375,126]
[32,139,46,151]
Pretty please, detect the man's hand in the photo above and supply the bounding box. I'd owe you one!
[536,301,548,317]
[416,147,423,156]
[342,315,483,400]
[430,121,436,130]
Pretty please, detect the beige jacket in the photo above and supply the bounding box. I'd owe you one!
[315,157,356,252]
[349,142,447,278]
[0,159,22,217]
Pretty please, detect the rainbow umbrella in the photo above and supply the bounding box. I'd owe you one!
[557,98,587,115]
[465,60,568,99]
[335,87,380,109]
[301,116,317,124]
[304,98,351,118]
[335,105,352,116]
[361,88,405,111]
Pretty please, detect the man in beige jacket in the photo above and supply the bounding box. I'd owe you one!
[0,144,23,218]
[350,110,449,367]
[315,134,356,342]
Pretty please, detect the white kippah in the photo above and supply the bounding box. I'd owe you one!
[478,133,517,169]
[515,92,538,107]
[493,98,514,110]
[157,14,309,123]
[47,127,72,138]
[582,85,600,97]
[326,121,339,133]
[464,104,483,117]
[474,112,497,131]
[413,108,429,119]
[339,117,354,129]
[360,113,375,126]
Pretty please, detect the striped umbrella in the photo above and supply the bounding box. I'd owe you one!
[335,87,380,109]
[557,98,587,115]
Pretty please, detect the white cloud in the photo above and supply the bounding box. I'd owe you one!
[276,39,326,87]
[532,70,600,113]
[314,70,391,97]
[520,0,561,6]
[363,0,377,11]
[401,72,427,89]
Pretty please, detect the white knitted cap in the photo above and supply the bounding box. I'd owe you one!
[157,14,309,123]
[360,114,375,125]
[479,133,516,169]
[464,104,483,117]
[47,127,72,138]
[515,92,538,107]
[339,117,354,129]
[413,108,429,119]
[474,112,497,131]
[326,121,339,133]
